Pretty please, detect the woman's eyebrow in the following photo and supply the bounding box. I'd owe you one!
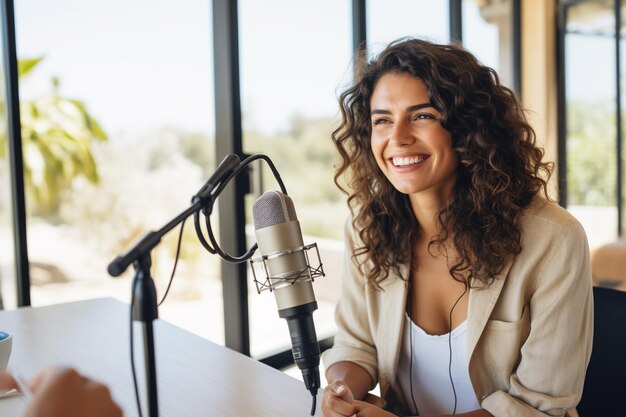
[407,102,435,112]
[370,102,435,115]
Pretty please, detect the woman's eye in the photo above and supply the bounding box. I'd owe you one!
[413,113,436,121]
[372,118,390,126]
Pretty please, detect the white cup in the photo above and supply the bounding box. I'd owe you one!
[0,331,12,373]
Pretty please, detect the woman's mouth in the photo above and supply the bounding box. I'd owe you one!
[391,155,429,167]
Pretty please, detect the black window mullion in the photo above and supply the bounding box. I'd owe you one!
[512,0,522,96]
[212,0,249,355]
[557,3,568,207]
[450,0,462,43]
[615,0,623,236]
[1,0,30,307]
[352,0,366,56]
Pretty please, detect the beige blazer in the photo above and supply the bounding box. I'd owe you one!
[322,198,594,417]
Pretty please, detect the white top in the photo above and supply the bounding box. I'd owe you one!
[397,314,480,415]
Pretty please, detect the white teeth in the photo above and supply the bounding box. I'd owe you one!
[392,156,427,166]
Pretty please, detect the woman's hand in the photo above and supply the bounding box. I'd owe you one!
[322,380,357,416]
[2,367,123,417]
[28,367,123,417]
[322,380,398,417]
[350,400,397,417]
[0,372,17,392]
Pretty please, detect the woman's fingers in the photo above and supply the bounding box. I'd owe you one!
[321,381,357,416]
[0,373,17,391]
[329,381,355,403]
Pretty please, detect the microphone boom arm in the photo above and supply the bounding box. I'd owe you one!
[106,152,317,417]
[108,153,241,277]
[107,153,241,417]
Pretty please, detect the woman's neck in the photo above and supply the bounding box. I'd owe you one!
[409,192,450,239]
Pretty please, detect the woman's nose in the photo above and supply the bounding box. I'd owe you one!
[389,120,415,146]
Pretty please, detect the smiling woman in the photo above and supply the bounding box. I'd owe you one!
[321,38,593,417]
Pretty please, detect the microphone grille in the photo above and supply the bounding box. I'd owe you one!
[252,191,298,229]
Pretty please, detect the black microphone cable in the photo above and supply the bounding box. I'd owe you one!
[129,294,144,417]
[157,218,187,307]
[448,285,468,415]
[129,217,187,417]
[193,153,287,263]
[193,154,322,415]
[407,282,468,416]
[124,153,320,416]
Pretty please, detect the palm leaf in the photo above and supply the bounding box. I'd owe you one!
[18,57,44,79]
[17,55,107,215]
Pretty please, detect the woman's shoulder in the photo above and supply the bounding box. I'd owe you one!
[519,196,587,244]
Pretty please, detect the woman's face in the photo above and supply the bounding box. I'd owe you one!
[369,72,457,199]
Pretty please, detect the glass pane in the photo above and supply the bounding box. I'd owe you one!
[239,0,351,358]
[0,12,16,310]
[367,0,449,54]
[565,2,618,250]
[462,0,515,89]
[15,1,221,344]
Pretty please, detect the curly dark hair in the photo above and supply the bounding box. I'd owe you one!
[332,37,552,287]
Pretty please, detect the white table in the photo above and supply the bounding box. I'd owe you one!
[0,297,321,416]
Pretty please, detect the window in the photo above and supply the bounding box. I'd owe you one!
[561,0,619,249]
[7,0,524,365]
[462,0,516,90]
[15,0,222,344]
[238,0,351,358]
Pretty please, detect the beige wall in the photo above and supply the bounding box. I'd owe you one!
[520,0,559,198]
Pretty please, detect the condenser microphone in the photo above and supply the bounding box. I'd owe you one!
[252,190,321,414]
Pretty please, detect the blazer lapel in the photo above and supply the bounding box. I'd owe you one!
[467,257,514,360]
[379,262,410,396]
